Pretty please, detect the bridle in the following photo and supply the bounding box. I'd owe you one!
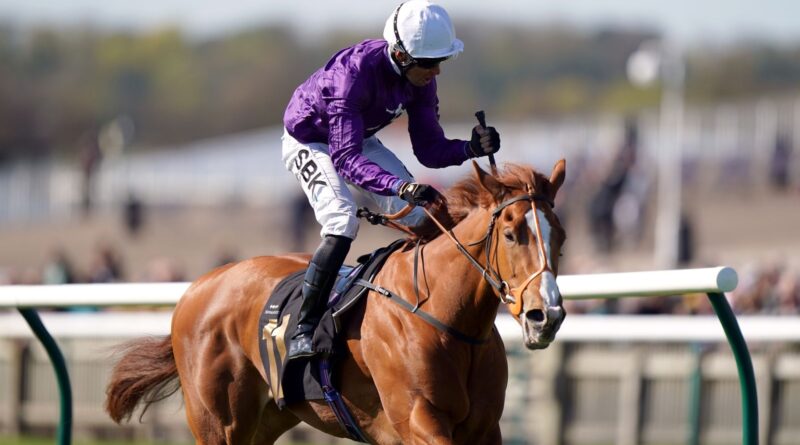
[421,186,555,319]
[355,183,556,344]
[362,184,556,318]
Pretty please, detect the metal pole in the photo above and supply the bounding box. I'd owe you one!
[687,343,702,445]
[706,292,758,445]
[18,309,72,445]
[654,47,685,268]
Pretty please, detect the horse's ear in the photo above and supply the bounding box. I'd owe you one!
[472,160,504,202]
[548,159,566,199]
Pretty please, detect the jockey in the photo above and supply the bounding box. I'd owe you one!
[282,0,501,359]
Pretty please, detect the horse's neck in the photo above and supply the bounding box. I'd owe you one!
[403,208,500,339]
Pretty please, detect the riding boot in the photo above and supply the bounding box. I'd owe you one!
[287,235,352,360]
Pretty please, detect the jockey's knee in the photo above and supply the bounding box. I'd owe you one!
[320,212,359,240]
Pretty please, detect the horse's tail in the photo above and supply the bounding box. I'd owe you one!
[105,335,180,424]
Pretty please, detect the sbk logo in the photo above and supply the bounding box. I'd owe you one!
[292,149,327,196]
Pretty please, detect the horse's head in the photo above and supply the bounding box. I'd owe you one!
[471,160,567,349]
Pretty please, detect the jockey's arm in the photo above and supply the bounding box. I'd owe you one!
[328,99,404,196]
[407,99,472,169]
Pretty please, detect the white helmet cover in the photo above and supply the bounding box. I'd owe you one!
[383,0,464,59]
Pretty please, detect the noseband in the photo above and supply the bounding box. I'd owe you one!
[423,186,555,319]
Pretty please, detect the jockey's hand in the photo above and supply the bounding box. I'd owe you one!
[397,182,445,207]
[468,125,501,158]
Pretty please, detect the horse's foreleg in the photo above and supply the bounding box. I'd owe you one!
[251,398,301,444]
[456,425,502,445]
[406,397,454,445]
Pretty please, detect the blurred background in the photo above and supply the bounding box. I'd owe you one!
[1,1,799,444]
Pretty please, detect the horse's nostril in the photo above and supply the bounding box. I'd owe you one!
[526,309,545,323]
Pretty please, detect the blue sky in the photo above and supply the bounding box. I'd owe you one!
[1,0,799,47]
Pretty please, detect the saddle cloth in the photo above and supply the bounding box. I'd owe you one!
[257,239,406,408]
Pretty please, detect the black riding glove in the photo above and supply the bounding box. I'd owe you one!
[397,182,444,207]
[468,125,501,158]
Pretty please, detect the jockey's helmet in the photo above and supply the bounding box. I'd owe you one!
[383,1,464,61]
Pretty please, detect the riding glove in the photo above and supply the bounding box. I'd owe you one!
[468,125,501,158]
[397,182,443,206]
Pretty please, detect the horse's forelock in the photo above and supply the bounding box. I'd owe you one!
[408,164,550,244]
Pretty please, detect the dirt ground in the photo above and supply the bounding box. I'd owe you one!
[0,185,798,283]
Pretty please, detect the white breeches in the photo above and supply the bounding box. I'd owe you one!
[282,129,426,239]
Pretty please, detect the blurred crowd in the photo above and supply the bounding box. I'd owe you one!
[0,243,201,286]
[728,261,800,315]
[553,118,800,316]
[558,242,800,314]
[564,260,800,316]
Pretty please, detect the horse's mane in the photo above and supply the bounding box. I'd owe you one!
[408,163,552,244]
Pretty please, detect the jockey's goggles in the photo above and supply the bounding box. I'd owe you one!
[413,56,449,69]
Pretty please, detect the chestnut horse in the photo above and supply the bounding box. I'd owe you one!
[105,160,567,444]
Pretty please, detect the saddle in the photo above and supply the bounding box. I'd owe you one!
[257,239,406,409]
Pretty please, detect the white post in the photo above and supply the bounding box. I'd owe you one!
[654,49,685,268]
[627,41,685,268]
[793,96,800,184]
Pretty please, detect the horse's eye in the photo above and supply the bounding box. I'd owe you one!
[504,229,515,243]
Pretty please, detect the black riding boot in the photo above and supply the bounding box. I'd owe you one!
[287,235,352,360]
